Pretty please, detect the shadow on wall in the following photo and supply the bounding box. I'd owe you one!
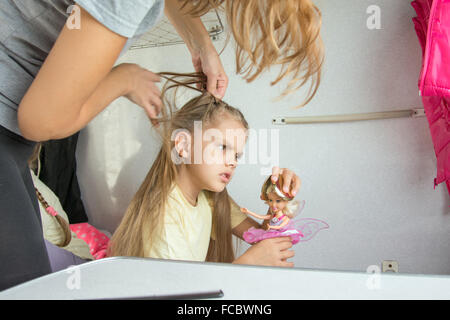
[109,113,161,232]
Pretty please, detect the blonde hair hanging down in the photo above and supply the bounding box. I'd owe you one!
[179,0,325,107]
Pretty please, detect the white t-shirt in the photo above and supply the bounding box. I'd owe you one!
[144,184,248,262]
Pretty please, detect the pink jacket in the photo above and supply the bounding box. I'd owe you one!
[412,0,450,196]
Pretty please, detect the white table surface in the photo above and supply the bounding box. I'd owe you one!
[1,257,450,300]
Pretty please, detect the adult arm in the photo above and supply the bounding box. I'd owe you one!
[18,7,162,141]
[164,0,228,99]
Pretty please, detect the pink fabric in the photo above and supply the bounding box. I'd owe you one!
[244,227,304,245]
[46,206,58,217]
[412,0,450,196]
[243,217,329,245]
[70,223,110,260]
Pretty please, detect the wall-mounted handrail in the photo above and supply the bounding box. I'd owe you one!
[272,108,426,125]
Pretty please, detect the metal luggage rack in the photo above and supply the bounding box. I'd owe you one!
[272,108,426,125]
[130,10,224,50]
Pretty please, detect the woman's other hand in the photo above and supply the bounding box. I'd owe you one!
[119,63,162,128]
[191,44,228,100]
[164,0,228,100]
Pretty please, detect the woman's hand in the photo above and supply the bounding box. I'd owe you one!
[191,44,228,100]
[233,237,295,268]
[118,63,163,127]
[271,167,302,198]
[164,0,228,99]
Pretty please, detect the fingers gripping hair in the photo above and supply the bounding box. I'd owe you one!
[179,0,325,107]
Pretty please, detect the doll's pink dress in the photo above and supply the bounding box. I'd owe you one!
[243,201,329,245]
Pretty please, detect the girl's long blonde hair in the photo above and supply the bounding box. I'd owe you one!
[181,0,324,107]
[108,73,249,263]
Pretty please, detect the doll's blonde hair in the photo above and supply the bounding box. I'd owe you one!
[261,176,299,218]
[108,73,249,263]
[181,0,324,107]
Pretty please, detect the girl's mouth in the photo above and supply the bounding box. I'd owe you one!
[220,173,231,183]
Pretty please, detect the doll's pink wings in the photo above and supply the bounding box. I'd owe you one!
[288,200,329,242]
[289,218,329,242]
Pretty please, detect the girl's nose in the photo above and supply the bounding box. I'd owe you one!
[227,161,236,168]
[225,156,237,168]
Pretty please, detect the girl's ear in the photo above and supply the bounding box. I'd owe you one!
[174,130,192,159]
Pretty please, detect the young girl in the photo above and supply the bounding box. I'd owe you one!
[108,75,298,265]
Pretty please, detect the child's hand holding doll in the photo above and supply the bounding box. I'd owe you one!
[233,237,295,268]
[241,168,329,246]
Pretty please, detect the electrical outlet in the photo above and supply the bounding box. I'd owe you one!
[382,260,399,273]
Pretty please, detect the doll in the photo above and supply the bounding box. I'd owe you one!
[241,176,329,245]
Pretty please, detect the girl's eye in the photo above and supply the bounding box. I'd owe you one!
[276,200,281,203]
